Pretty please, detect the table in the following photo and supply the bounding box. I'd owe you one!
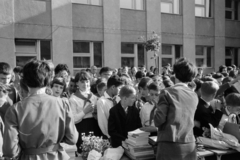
[207,149,238,160]
[197,150,214,160]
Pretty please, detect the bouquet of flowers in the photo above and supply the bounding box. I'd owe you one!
[139,32,161,53]
[81,132,111,160]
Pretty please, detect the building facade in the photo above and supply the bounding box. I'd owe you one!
[0,0,240,74]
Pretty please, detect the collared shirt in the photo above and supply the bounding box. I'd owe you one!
[97,92,120,138]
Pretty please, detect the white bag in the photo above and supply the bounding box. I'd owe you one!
[102,147,124,160]
[87,150,102,160]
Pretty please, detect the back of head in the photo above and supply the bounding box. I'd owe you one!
[229,70,238,78]
[200,81,219,97]
[222,77,233,85]
[173,58,197,83]
[107,75,124,88]
[138,77,153,89]
[54,64,70,75]
[148,82,161,92]
[99,67,112,75]
[225,93,240,107]
[0,62,12,75]
[193,79,203,92]
[135,71,145,79]
[163,79,174,88]
[22,59,51,88]
[97,81,107,91]
[119,85,136,99]
[13,66,23,74]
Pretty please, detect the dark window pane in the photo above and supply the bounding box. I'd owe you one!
[73,42,90,53]
[162,45,172,55]
[16,56,36,67]
[225,47,233,56]
[207,47,212,67]
[94,42,102,67]
[225,59,232,66]
[226,11,232,19]
[196,58,204,67]
[121,43,134,54]
[226,0,232,8]
[162,58,172,67]
[40,40,51,60]
[234,48,238,66]
[15,40,36,53]
[175,45,182,59]
[196,46,204,55]
[73,57,90,68]
[121,57,134,67]
[234,1,238,20]
[138,44,145,67]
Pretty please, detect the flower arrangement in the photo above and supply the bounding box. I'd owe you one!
[81,132,111,159]
[139,32,161,53]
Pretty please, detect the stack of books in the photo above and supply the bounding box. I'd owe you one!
[124,129,155,160]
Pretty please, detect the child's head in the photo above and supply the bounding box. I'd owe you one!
[200,81,219,102]
[148,82,161,104]
[68,77,77,94]
[97,81,107,97]
[107,75,124,97]
[225,93,240,114]
[119,85,136,107]
[51,77,66,97]
[0,62,12,85]
[152,75,162,86]
[75,71,91,92]
[99,67,113,80]
[138,77,153,98]
[135,71,146,83]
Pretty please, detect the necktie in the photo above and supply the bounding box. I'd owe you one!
[108,97,117,106]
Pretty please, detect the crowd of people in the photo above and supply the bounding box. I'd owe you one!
[0,58,240,160]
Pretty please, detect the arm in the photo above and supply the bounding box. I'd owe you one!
[69,97,85,124]
[154,90,169,128]
[3,105,21,158]
[62,100,78,145]
[97,100,109,138]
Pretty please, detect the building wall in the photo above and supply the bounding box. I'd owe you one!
[0,0,240,74]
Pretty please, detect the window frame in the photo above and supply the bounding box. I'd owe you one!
[195,45,213,68]
[195,0,213,18]
[71,0,102,6]
[120,0,145,10]
[121,42,146,67]
[161,0,180,15]
[73,41,103,72]
[225,0,239,20]
[161,44,183,67]
[15,39,52,67]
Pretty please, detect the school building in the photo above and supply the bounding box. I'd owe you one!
[0,0,239,74]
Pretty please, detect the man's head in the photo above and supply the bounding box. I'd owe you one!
[107,75,124,97]
[120,85,137,107]
[226,93,240,115]
[200,81,219,102]
[0,62,13,85]
[173,58,197,83]
[99,67,112,80]
[148,82,161,104]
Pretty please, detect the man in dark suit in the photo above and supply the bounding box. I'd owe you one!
[108,85,142,147]
[194,81,223,137]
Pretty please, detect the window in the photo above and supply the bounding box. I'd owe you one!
[195,0,212,17]
[225,0,239,20]
[73,41,103,72]
[121,43,145,67]
[161,44,182,67]
[161,0,180,14]
[120,0,145,10]
[225,47,239,66]
[15,40,51,67]
[195,46,213,68]
[71,0,102,5]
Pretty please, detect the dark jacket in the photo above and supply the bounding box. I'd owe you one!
[108,102,142,147]
[194,98,223,137]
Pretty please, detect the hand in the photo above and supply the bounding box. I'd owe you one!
[83,103,94,114]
